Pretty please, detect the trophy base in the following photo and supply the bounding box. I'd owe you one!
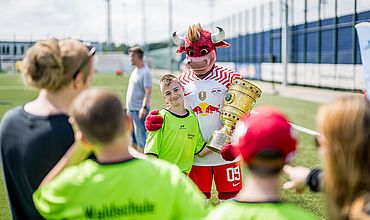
[207,130,231,154]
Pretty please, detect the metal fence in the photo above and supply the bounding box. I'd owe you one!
[200,0,370,65]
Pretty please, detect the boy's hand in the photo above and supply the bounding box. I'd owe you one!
[145,109,164,131]
[221,143,239,161]
[198,146,212,157]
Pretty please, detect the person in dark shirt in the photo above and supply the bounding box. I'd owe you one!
[0,38,95,220]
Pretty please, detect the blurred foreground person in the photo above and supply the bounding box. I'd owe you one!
[33,89,207,219]
[284,96,370,220]
[207,106,317,220]
[0,38,95,220]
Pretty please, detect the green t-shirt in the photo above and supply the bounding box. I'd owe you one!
[145,109,205,173]
[207,200,318,220]
[33,158,207,220]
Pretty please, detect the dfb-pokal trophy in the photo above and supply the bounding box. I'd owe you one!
[207,78,262,153]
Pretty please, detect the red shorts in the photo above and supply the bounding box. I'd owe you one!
[188,162,242,199]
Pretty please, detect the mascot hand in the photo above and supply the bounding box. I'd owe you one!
[145,109,164,131]
[221,143,239,161]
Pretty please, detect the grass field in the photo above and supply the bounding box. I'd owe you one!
[0,73,325,219]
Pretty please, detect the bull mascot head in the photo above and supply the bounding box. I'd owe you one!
[172,23,230,77]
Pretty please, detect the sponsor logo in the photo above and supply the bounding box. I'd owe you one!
[187,133,195,139]
[179,124,185,129]
[210,88,223,95]
[83,201,155,218]
[232,182,241,187]
[192,103,221,116]
[198,91,207,101]
[184,92,192,96]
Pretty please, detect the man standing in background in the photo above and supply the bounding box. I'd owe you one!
[126,47,152,152]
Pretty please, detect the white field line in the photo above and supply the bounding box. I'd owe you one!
[251,110,320,136]
[290,123,320,136]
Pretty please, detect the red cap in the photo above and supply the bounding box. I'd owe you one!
[233,106,297,164]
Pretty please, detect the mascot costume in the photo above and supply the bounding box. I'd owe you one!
[146,24,242,200]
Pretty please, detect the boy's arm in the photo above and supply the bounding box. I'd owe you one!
[40,143,91,187]
[194,122,212,157]
[197,145,212,157]
[144,112,163,157]
[144,130,161,157]
[194,137,212,157]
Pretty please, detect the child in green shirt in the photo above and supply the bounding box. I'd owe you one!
[33,88,207,219]
[145,74,211,173]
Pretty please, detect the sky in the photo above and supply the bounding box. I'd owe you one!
[0,0,369,45]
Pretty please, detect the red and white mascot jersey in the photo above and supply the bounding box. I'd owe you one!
[178,65,240,165]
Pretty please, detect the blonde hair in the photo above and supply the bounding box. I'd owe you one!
[317,95,370,220]
[71,88,126,145]
[187,23,203,42]
[23,38,92,92]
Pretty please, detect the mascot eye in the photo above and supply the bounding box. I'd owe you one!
[188,50,195,56]
[200,49,209,55]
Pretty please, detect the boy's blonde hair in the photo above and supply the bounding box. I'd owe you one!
[71,88,127,145]
[159,74,181,92]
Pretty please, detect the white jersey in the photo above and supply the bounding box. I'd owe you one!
[178,65,241,166]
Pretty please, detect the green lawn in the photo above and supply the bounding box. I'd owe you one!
[0,73,325,219]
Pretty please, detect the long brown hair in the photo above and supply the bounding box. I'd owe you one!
[317,95,370,220]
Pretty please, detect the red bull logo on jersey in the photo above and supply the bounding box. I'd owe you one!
[192,102,221,116]
[210,88,223,95]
